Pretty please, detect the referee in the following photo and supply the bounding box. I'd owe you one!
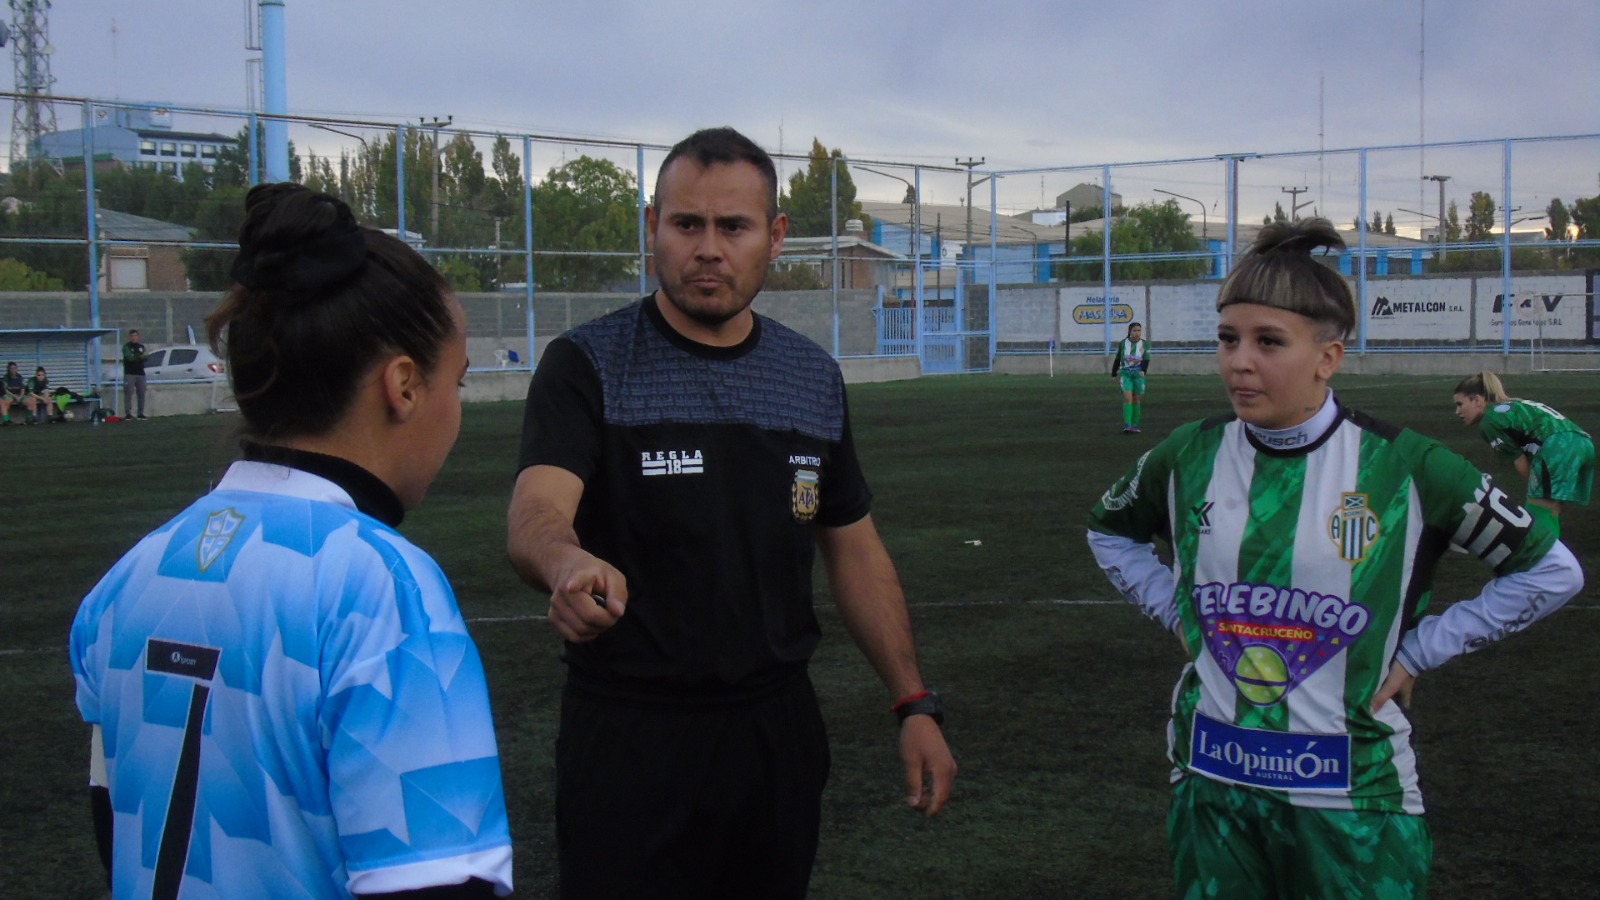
[509,126,956,899]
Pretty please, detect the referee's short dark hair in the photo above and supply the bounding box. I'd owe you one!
[655,127,779,222]
[1216,218,1355,342]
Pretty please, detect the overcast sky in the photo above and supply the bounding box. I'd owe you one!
[37,1,1600,233]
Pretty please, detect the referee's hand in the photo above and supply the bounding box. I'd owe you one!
[547,556,628,643]
[900,716,956,817]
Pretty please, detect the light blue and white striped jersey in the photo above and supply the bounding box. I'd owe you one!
[70,459,512,899]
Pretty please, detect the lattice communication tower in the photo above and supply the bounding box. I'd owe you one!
[6,0,57,167]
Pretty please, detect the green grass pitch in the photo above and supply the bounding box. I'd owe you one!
[3,371,1595,897]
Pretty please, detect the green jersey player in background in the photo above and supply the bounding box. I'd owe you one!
[1110,321,1149,433]
[1453,370,1594,523]
[1086,219,1583,899]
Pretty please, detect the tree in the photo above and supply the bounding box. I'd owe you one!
[210,125,304,189]
[0,256,64,290]
[0,167,90,289]
[780,138,867,238]
[764,262,827,290]
[181,185,250,290]
[529,155,638,291]
[1569,193,1600,267]
[1544,198,1571,242]
[1444,201,1462,243]
[1060,200,1204,280]
[1371,212,1384,233]
[1384,214,1396,235]
[1465,191,1496,241]
[486,135,528,286]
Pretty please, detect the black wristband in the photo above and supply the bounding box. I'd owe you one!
[893,690,944,726]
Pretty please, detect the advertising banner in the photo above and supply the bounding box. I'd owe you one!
[1475,275,1588,341]
[1059,287,1140,344]
[1361,278,1472,341]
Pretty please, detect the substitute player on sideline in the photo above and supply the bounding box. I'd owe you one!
[1453,370,1594,522]
[508,126,955,899]
[1110,321,1150,433]
[70,184,513,898]
[1086,219,1582,898]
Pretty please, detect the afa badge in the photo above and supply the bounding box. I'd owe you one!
[791,469,821,523]
[199,507,246,572]
[1327,493,1378,563]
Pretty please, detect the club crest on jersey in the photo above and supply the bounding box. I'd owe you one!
[791,469,821,522]
[199,508,245,572]
[1327,492,1379,563]
[641,449,704,477]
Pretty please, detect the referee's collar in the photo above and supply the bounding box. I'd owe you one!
[240,441,405,527]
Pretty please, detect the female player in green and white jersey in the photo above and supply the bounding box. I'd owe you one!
[1453,370,1594,521]
[1086,219,1583,899]
[1110,321,1149,433]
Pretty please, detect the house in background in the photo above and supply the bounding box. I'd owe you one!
[96,209,194,291]
[777,226,904,292]
[33,107,232,181]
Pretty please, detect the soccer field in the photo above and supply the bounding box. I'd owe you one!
[3,372,1596,898]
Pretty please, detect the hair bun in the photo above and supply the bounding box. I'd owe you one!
[1251,217,1345,257]
[230,182,367,296]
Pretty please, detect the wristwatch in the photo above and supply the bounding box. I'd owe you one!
[892,690,945,726]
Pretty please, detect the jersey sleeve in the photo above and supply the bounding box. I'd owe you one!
[1395,439,1581,674]
[1086,530,1180,631]
[1088,428,1185,545]
[321,536,512,896]
[1416,441,1555,575]
[1110,342,1124,376]
[1140,344,1150,373]
[1397,540,1581,674]
[816,391,873,528]
[517,337,603,481]
[1088,434,1187,627]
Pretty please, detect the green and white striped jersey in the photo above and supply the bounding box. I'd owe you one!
[1479,398,1589,463]
[1088,399,1573,814]
[1111,339,1148,375]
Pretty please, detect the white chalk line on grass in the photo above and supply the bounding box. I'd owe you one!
[8,598,1598,657]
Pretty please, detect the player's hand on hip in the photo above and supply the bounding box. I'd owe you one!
[547,558,628,643]
[1370,660,1416,714]
[900,715,956,818]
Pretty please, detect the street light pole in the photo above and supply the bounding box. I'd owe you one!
[1153,188,1207,243]
[308,124,370,198]
[856,164,919,252]
[1424,174,1450,258]
[1155,188,1210,276]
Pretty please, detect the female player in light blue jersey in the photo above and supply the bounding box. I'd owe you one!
[1088,218,1582,899]
[69,184,513,898]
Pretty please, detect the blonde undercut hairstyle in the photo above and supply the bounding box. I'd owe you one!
[1216,218,1355,342]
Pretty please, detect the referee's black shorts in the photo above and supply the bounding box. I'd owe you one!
[555,673,831,900]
